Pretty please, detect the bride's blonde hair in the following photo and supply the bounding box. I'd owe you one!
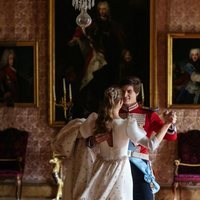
[94,86,123,134]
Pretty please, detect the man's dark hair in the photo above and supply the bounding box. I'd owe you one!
[119,76,141,94]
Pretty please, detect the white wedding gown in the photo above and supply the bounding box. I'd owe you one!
[78,113,159,200]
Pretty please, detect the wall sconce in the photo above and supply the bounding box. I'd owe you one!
[53,79,73,122]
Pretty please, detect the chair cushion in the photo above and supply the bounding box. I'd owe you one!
[174,174,200,182]
[0,170,23,177]
[0,161,23,178]
[178,130,200,174]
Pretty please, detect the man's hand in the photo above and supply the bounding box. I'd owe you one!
[68,37,79,46]
[94,133,112,144]
[87,133,112,148]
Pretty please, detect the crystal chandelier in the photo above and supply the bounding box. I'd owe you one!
[72,0,95,29]
[72,0,95,10]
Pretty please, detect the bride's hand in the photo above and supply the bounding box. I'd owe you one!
[95,133,112,144]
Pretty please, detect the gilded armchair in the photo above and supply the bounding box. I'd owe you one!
[173,130,200,200]
[0,128,29,200]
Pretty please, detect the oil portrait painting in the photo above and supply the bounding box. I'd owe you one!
[168,33,200,108]
[49,0,156,126]
[0,41,38,107]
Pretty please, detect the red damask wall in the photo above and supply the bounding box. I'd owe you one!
[154,0,200,185]
[0,0,58,183]
[0,0,199,187]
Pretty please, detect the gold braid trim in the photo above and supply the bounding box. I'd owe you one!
[174,159,200,167]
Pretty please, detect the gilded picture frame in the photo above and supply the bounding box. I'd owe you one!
[0,41,39,107]
[49,0,157,127]
[167,33,200,108]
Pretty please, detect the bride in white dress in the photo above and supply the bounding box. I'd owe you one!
[78,86,174,200]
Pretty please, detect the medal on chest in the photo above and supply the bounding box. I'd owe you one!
[128,113,146,128]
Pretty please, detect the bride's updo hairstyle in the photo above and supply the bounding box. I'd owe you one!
[94,86,123,134]
[104,86,123,108]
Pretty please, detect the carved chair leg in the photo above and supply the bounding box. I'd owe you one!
[16,174,22,200]
[173,181,179,200]
[179,183,182,200]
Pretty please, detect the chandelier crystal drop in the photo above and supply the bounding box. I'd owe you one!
[76,7,92,29]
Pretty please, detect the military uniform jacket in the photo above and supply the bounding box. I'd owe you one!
[119,103,177,154]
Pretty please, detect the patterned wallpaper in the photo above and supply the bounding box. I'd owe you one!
[154,0,200,184]
[0,0,199,185]
[0,0,58,183]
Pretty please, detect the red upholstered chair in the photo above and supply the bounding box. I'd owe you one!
[0,128,29,200]
[172,130,200,200]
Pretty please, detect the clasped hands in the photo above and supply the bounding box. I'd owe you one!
[163,110,177,124]
[88,110,177,147]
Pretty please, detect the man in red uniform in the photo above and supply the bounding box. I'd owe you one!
[119,76,177,200]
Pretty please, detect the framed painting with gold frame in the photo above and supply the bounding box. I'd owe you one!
[167,33,200,108]
[0,41,39,107]
[49,0,157,127]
